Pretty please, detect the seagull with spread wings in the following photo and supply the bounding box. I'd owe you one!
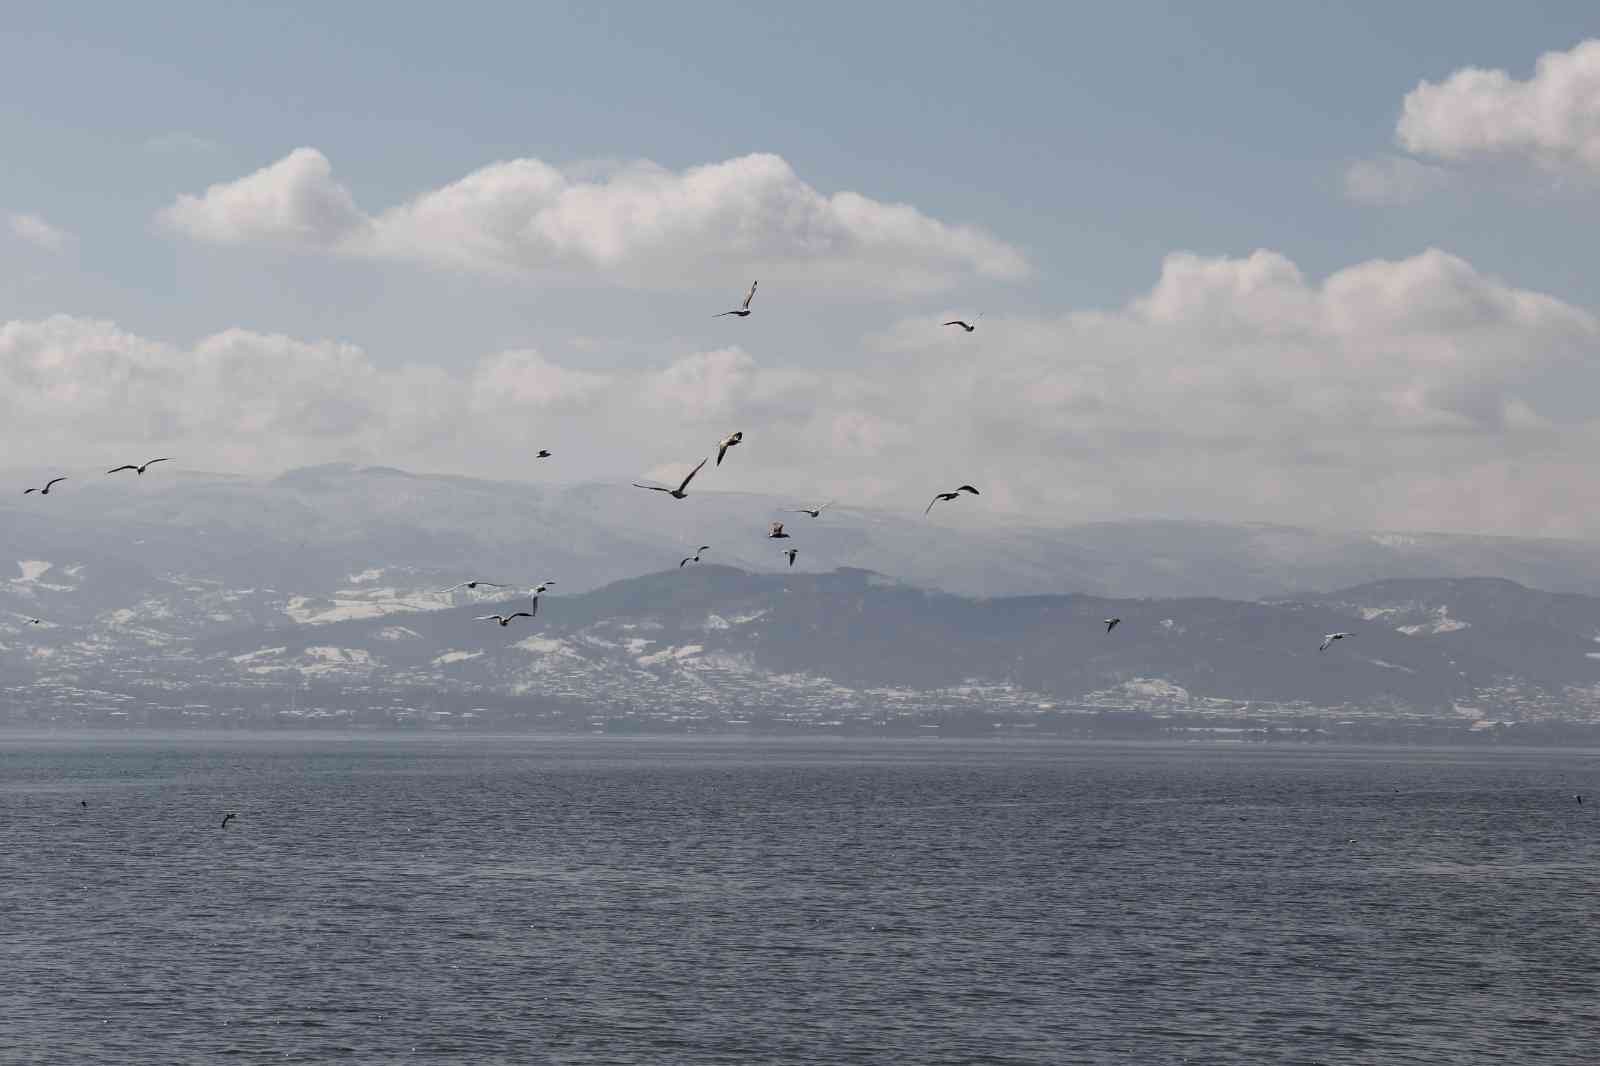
[478,611,535,628]
[788,501,834,518]
[23,477,67,496]
[436,580,509,594]
[716,431,743,466]
[925,485,980,515]
[715,280,758,318]
[536,449,552,459]
[781,548,798,568]
[107,458,174,476]
[680,546,711,568]
[1319,632,1354,652]
[1104,618,1121,633]
[633,457,709,500]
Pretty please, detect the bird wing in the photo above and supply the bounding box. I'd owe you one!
[475,615,502,622]
[45,478,66,490]
[106,465,138,474]
[476,582,509,588]
[714,310,740,317]
[632,482,671,492]
[743,280,758,309]
[956,485,980,495]
[943,321,967,328]
[925,495,940,515]
[144,458,174,468]
[717,443,729,466]
[436,583,467,593]
[528,599,539,618]
[680,558,692,567]
[698,546,710,552]
[676,457,709,493]
[1319,637,1332,651]
[23,488,35,495]
[511,611,534,620]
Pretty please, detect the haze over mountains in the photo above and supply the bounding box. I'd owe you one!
[7,463,1600,735]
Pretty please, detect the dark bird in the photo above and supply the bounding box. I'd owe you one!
[680,546,711,568]
[767,521,790,539]
[106,458,174,476]
[1320,632,1354,652]
[23,477,67,496]
[536,449,552,459]
[1104,618,1121,633]
[435,580,509,594]
[715,280,758,317]
[477,612,535,627]
[24,617,42,626]
[925,484,980,515]
[80,799,88,808]
[716,431,743,466]
[633,457,708,500]
[1577,794,1584,805]
[531,581,555,595]
[943,320,976,333]
[788,501,833,518]
[220,812,237,830]
[782,548,798,567]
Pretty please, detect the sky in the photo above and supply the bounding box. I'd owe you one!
[6,2,1600,537]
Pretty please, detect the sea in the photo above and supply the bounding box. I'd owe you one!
[2,734,1596,1064]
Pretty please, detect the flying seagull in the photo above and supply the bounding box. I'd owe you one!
[925,485,980,515]
[943,320,977,333]
[536,449,552,459]
[1319,632,1354,652]
[23,477,67,496]
[478,612,535,627]
[715,280,758,318]
[788,501,833,518]
[220,812,237,830]
[782,548,798,568]
[80,799,88,809]
[716,431,743,467]
[680,546,711,568]
[1104,618,1121,633]
[767,521,791,539]
[435,580,509,594]
[106,458,174,476]
[633,457,708,500]
[24,617,42,626]
[531,581,555,595]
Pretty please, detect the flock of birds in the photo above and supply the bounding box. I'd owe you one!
[24,278,1362,822]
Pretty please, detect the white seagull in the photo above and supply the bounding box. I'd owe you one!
[24,477,67,496]
[633,457,709,500]
[107,458,174,476]
[781,548,798,568]
[767,521,791,539]
[715,280,758,318]
[478,611,535,628]
[788,501,834,518]
[435,580,509,594]
[925,484,980,515]
[716,431,743,467]
[680,546,711,568]
[1319,632,1354,652]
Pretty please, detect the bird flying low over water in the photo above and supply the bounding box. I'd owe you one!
[24,477,67,495]
[633,457,708,499]
[716,431,743,466]
[788,502,833,518]
[436,580,508,593]
[1104,618,1121,633]
[943,320,976,332]
[716,280,758,317]
[536,450,552,459]
[106,458,174,476]
[478,612,535,627]
[681,546,711,568]
[782,548,798,567]
[925,485,980,515]
[1320,632,1354,652]
[768,522,790,539]
[220,812,237,830]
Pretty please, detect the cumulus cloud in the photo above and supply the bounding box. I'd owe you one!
[1397,38,1600,175]
[158,148,1027,290]
[8,212,75,253]
[8,245,1600,537]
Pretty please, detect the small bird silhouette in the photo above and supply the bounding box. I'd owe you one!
[24,477,67,496]
[943,320,976,333]
[715,280,758,317]
[536,449,552,459]
[1104,618,1121,633]
[477,612,535,627]
[633,458,709,500]
[680,546,711,568]
[716,432,743,467]
[782,548,798,567]
[106,458,174,476]
[925,485,980,515]
[220,812,237,830]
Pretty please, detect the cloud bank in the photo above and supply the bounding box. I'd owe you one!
[7,246,1600,537]
[8,212,75,253]
[159,148,1028,291]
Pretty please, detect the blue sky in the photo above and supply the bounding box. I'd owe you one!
[5,4,1600,536]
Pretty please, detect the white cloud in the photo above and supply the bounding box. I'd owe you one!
[8,212,74,253]
[7,246,1600,537]
[159,148,1027,290]
[1342,155,1457,206]
[1397,38,1600,175]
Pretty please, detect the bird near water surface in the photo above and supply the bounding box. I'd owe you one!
[1320,632,1354,652]
[478,612,535,627]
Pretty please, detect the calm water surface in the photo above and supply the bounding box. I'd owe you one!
[2,734,1597,1064]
